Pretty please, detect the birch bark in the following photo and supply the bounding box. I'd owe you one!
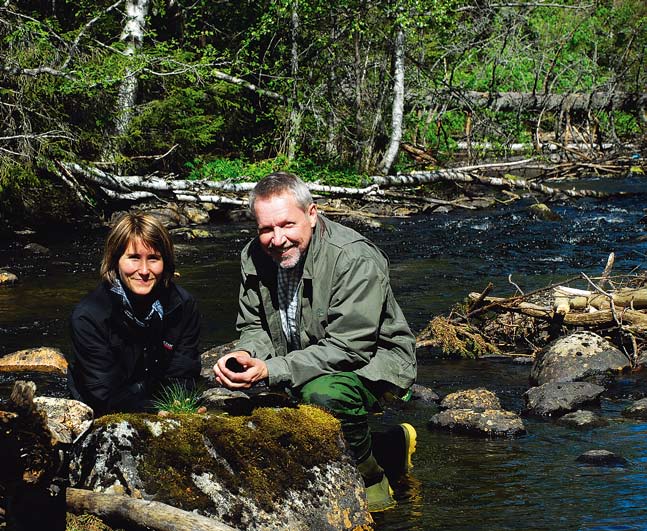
[378,22,405,175]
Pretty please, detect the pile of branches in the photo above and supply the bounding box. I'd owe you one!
[417,253,647,364]
[52,157,634,220]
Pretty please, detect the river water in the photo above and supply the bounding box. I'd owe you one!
[1,176,647,530]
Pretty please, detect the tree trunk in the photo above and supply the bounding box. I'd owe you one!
[286,0,301,161]
[416,90,647,114]
[378,22,405,175]
[103,0,150,161]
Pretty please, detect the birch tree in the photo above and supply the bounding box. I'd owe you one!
[103,0,151,161]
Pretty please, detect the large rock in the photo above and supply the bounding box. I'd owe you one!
[0,347,68,375]
[530,331,630,385]
[523,381,605,417]
[429,408,525,438]
[69,405,371,531]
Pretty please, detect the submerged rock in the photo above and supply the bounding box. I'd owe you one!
[0,347,68,375]
[557,409,608,429]
[529,203,561,221]
[68,405,371,531]
[530,331,630,386]
[429,408,525,438]
[576,449,628,467]
[622,397,647,420]
[523,381,604,417]
[411,384,440,405]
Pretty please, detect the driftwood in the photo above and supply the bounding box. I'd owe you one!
[419,253,647,360]
[66,488,240,531]
[53,155,628,212]
[467,293,647,328]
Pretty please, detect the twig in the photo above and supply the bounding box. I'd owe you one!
[508,274,524,295]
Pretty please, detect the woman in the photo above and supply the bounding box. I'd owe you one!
[67,212,201,415]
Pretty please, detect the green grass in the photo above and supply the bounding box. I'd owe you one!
[152,382,202,414]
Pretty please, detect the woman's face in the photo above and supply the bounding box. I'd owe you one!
[118,238,164,297]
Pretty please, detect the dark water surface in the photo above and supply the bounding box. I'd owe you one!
[2,176,647,530]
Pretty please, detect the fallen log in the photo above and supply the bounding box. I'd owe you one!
[66,488,240,531]
[554,287,647,311]
[417,90,647,115]
[468,293,647,328]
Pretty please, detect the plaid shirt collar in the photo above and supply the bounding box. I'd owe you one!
[110,278,164,328]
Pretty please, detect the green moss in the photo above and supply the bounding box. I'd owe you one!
[95,406,343,514]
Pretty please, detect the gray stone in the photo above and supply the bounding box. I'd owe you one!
[24,242,50,255]
[429,408,525,438]
[523,381,605,417]
[622,397,647,419]
[557,409,608,429]
[530,331,630,385]
[411,384,440,405]
[576,449,628,467]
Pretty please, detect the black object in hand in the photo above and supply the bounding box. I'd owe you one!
[225,357,246,373]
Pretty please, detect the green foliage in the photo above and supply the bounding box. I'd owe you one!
[152,382,202,414]
[186,156,366,187]
[1,0,646,216]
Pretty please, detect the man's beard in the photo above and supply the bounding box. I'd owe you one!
[277,247,302,269]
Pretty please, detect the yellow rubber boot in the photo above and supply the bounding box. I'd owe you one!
[358,453,396,513]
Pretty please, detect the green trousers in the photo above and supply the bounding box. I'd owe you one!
[298,372,379,464]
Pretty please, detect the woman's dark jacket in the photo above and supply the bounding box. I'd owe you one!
[67,281,201,415]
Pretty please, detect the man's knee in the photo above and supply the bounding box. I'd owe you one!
[299,373,369,417]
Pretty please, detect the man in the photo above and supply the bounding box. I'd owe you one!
[214,172,417,512]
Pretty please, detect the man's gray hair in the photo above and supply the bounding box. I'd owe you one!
[249,171,313,216]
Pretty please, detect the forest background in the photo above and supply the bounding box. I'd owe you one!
[1,0,646,229]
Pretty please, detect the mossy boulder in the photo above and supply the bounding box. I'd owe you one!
[69,405,372,531]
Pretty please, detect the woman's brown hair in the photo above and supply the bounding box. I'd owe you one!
[100,212,175,288]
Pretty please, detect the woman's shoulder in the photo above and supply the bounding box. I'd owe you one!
[71,283,114,321]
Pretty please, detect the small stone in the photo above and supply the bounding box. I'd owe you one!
[576,449,628,467]
[0,270,18,286]
[557,410,607,429]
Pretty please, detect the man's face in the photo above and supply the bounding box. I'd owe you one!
[254,192,317,269]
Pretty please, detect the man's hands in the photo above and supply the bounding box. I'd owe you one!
[214,351,269,389]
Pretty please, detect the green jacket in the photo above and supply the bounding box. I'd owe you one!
[235,214,417,391]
